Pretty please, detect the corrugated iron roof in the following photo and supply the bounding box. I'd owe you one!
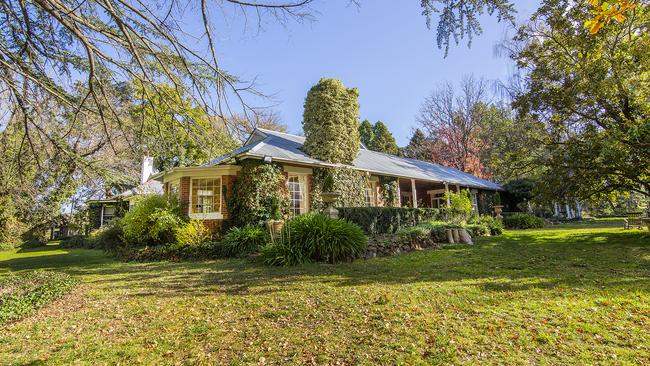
[207,128,503,190]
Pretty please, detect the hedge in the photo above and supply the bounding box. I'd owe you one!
[338,207,458,235]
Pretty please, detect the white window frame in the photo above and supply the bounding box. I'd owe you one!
[189,177,223,220]
[427,189,447,209]
[101,205,116,227]
[471,189,479,213]
[287,174,309,215]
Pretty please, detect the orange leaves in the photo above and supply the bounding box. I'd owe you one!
[585,0,639,34]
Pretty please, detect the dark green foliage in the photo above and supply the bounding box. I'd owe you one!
[469,215,503,235]
[503,213,544,229]
[262,213,368,266]
[311,167,368,211]
[21,225,51,248]
[397,225,433,245]
[464,223,490,237]
[402,129,432,161]
[0,196,27,250]
[113,241,225,262]
[368,121,400,155]
[87,221,125,250]
[378,176,399,207]
[229,160,289,227]
[338,207,446,235]
[504,178,536,211]
[302,78,361,164]
[359,120,375,147]
[60,235,89,249]
[121,195,184,246]
[221,225,269,257]
[0,271,79,325]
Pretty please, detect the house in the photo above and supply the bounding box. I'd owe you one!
[87,157,163,229]
[150,128,503,232]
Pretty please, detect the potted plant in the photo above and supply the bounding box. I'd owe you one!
[492,193,504,219]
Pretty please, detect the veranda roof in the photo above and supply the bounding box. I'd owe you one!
[204,128,503,191]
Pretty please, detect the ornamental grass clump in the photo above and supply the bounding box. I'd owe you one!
[221,225,269,258]
[262,213,368,266]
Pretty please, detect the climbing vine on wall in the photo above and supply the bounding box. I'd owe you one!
[310,167,368,209]
[228,160,289,227]
[379,176,399,207]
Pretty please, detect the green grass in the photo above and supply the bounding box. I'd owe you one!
[1,220,649,365]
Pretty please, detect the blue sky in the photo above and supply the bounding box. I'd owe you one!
[215,0,539,145]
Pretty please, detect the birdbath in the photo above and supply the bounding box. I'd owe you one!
[492,205,504,219]
[321,192,341,219]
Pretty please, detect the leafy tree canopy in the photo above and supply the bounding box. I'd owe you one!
[368,121,400,155]
[509,0,650,200]
[402,129,432,161]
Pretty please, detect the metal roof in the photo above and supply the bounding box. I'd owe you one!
[206,128,503,191]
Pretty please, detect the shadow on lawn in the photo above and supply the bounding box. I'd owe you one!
[2,229,649,299]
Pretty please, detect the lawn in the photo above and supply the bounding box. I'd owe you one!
[1,220,649,365]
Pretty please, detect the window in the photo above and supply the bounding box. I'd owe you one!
[288,175,308,215]
[191,178,221,214]
[471,191,479,212]
[365,182,377,207]
[429,190,446,208]
[102,205,116,227]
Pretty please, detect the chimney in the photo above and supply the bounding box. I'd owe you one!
[140,156,154,184]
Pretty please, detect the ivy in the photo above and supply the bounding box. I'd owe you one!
[302,78,361,164]
[379,176,399,207]
[228,161,289,227]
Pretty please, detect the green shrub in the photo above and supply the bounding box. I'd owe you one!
[221,225,269,257]
[262,213,368,266]
[59,235,88,248]
[87,221,124,250]
[0,271,79,324]
[470,215,504,235]
[464,223,490,238]
[173,220,212,248]
[397,225,432,245]
[503,213,544,229]
[260,241,311,267]
[445,189,474,223]
[338,207,448,235]
[121,194,184,246]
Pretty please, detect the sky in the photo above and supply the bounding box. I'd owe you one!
[212,0,540,146]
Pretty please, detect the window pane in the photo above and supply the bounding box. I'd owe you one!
[191,178,221,214]
[288,176,307,215]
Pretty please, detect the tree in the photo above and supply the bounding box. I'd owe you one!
[228,111,289,143]
[302,78,360,164]
[419,0,516,55]
[369,121,400,155]
[508,0,650,201]
[402,129,432,161]
[359,120,375,147]
[130,83,238,171]
[418,76,492,178]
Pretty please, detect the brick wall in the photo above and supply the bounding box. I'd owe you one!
[179,177,191,217]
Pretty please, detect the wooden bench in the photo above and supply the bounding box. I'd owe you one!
[624,212,645,229]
